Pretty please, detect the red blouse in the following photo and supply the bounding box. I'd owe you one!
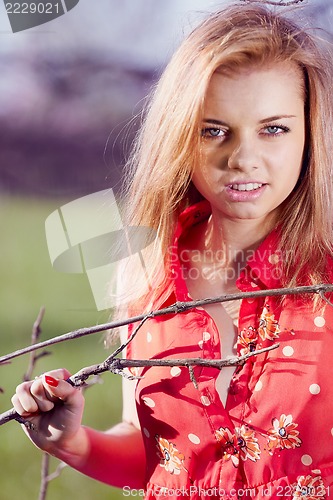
[126,201,333,499]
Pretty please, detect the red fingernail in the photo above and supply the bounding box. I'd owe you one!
[45,375,59,387]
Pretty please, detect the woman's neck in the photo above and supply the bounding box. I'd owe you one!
[201,210,276,270]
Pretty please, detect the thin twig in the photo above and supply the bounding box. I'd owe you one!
[46,461,67,483]
[188,366,198,389]
[24,306,47,382]
[17,308,49,430]
[0,284,332,365]
[0,343,279,427]
[38,453,67,500]
[108,314,153,359]
[319,289,333,308]
[39,453,50,500]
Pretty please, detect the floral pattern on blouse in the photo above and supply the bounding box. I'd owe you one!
[215,415,302,466]
[237,303,280,356]
[258,304,280,341]
[215,427,240,467]
[215,425,261,466]
[155,435,186,475]
[238,326,258,356]
[292,474,326,499]
[267,414,302,454]
[236,425,261,462]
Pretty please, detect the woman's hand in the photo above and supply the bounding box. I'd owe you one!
[11,368,85,457]
[12,366,147,487]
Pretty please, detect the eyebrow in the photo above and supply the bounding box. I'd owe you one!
[258,115,296,124]
[203,115,296,125]
[203,119,228,126]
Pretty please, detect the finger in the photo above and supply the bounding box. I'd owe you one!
[13,381,39,414]
[41,374,83,409]
[30,379,55,412]
[42,368,72,381]
[11,393,33,416]
[12,368,72,415]
[29,368,74,409]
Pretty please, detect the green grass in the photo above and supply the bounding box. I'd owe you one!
[0,195,127,500]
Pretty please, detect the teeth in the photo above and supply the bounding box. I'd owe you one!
[231,183,263,191]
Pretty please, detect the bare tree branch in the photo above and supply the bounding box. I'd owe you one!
[1,283,332,427]
[319,289,333,307]
[0,284,332,365]
[45,461,68,483]
[39,453,50,500]
[23,306,50,382]
[38,454,68,500]
[0,343,279,427]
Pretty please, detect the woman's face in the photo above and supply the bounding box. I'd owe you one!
[192,62,306,227]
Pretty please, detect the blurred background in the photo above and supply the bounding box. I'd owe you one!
[0,0,332,499]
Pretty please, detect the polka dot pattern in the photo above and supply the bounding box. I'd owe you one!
[301,454,313,466]
[188,433,201,445]
[314,316,326,328]
[282,346,294,357]
[309,384,320,395]
[143,427,150,438]
[170,366,182,378]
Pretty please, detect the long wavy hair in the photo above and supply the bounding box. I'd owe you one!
[115,2,333,317]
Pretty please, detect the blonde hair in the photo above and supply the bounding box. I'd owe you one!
[117,2,333,315]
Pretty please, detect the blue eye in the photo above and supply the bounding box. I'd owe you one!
[264,124,290,136]
[267,126,280,134]
[209,128,222,136]
[201,127,226,138]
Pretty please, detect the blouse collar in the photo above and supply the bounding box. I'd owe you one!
[171,200,283,301]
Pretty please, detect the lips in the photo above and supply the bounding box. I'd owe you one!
[225,182,267,202]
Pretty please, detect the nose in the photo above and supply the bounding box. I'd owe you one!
[227,138,259,172]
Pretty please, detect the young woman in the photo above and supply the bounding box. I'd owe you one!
[12,3,333,498]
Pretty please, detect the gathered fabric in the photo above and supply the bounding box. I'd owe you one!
[126,201,333,499]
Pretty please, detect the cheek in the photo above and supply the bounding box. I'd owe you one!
[193,149,223,185]
[272,139,304,178]
[192,166,219,194]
